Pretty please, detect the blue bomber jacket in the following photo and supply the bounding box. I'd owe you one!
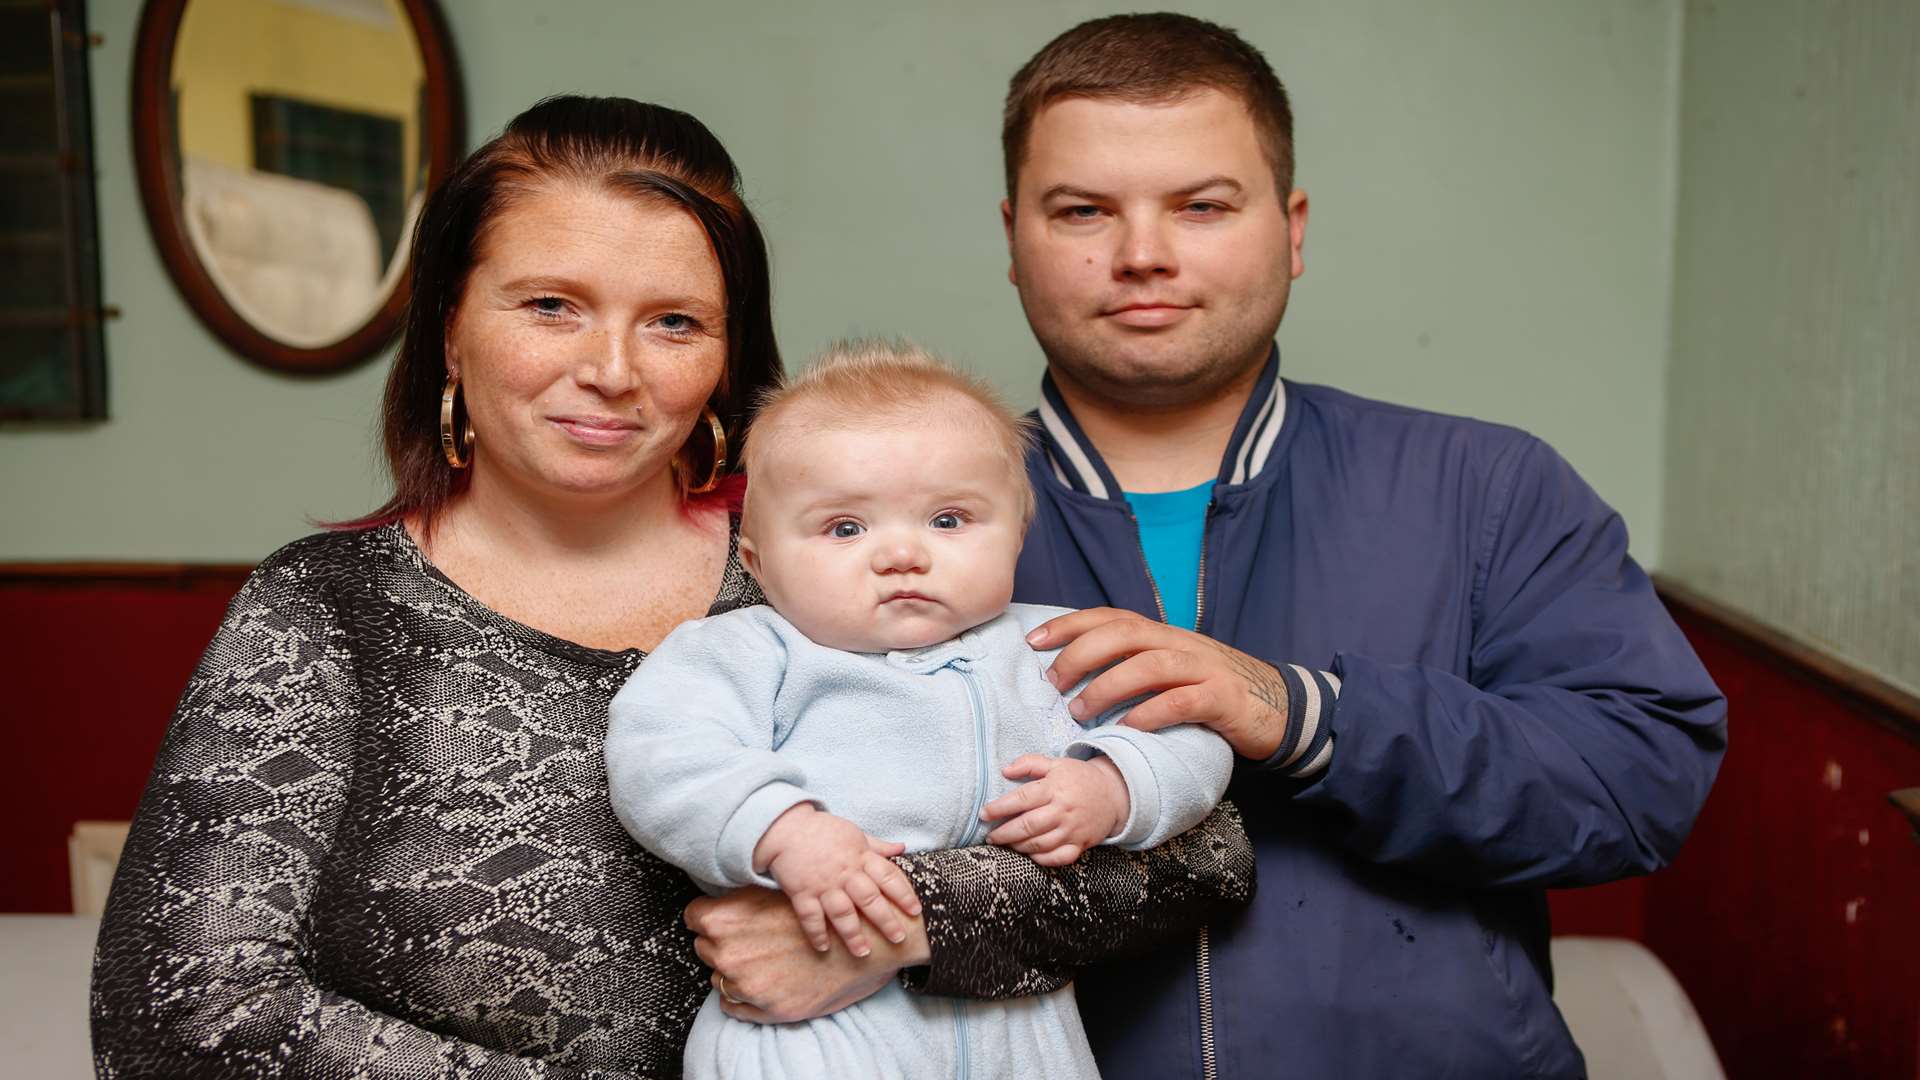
[1013,350,1727,1080]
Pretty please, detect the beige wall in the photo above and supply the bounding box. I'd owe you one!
[173,0,422,183]
[0,1,1683,565]
[1660,0,1920,692]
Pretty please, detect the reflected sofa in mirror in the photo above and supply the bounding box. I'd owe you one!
[132,0,462,374]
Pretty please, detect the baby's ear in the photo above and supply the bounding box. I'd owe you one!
[737,534,762,580]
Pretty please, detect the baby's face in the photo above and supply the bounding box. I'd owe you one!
[741,409,1025,652]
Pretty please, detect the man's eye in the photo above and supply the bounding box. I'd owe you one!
[930,512,963,530]
[830,521,865,538]
[1063,205,1103,220]
[529,296,568,317]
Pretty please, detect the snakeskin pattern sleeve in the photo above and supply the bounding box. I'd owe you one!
[88,526,754,1079]
[895,801,1255,998]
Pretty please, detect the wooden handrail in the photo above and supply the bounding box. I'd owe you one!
[1891,789,1920,846]
[0,563,252,589]
[1656,575,1920,747]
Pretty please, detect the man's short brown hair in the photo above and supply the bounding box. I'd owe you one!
[1001,12,1295,201]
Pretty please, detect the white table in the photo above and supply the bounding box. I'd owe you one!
[0,915,99,1078]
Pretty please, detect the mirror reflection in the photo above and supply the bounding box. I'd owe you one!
[171,0,426,348]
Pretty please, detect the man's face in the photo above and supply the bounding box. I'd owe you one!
[1004,90,1307,409]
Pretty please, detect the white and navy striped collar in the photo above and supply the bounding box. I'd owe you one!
[1035,344,1289,501]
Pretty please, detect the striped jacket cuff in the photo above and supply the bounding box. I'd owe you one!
[1257,664,1339,778]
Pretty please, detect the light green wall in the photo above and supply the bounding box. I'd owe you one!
[0,0,1681,564]
[1661,0,1920,692]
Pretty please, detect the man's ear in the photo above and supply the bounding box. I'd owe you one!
[1001,198,1018,287]
[1285,188,1310,281]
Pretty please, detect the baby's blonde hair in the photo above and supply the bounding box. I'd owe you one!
[742,338,1037,524]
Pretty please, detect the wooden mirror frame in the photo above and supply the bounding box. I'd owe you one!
[130,0,464,376]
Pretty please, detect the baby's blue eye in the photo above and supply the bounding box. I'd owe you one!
[930,512,963,530]
[831,521,865,538]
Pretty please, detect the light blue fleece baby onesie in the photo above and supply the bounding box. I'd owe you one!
[605,602,1232,1080]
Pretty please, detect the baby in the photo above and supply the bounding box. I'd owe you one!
[605,341,1232,1080]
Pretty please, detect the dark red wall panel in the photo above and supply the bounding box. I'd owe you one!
[1640,608,1920,1080]
[1547,876,1648,941]
[0,571,244,912]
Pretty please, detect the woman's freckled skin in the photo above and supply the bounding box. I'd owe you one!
[444,183,728,504]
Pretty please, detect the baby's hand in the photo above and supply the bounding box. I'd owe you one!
[753,804,921,957]
[980,754,1130,866]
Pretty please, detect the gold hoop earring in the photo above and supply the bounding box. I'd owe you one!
[679,406,728,495]
[440,375,474,468]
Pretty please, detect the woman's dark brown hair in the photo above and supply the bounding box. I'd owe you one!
[346,95,781,532]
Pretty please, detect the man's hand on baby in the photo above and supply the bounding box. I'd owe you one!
[980,754,1130,866]
[1026,606,1292,760]
[753,804,922,958]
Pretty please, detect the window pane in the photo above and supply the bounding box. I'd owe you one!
[0,169,62,231]
[0,244,67,308]
[0,12,52,76]
[0,328,80,416]
[0,85,58,149]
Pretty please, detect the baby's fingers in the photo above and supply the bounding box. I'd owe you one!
[986,805,1061,847]
[791,894,832,953]
[1031,842,1086,867]
[1000,754,1056,781]
[865,851,923,918]
[844,870,907,945]
[822,888,871,957]
[865,835,907,858]
[1011,825,1073,857]
[981,775,1053,824]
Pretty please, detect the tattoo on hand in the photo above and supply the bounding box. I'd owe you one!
[1210,641,1289,729]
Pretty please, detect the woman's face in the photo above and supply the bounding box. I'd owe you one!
[446,183,728,504]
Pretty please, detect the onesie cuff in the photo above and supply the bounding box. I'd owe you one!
[716,780,821,889]
[1256,664,1339,778]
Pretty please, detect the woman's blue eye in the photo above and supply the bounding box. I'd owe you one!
[831,521,864,538]
[659,313,698,333]
[931,512,963,530]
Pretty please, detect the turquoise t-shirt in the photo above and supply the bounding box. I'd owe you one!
[1124,481,1212,631]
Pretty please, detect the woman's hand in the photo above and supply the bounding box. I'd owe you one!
[1031,606,1291,759]
[685,885,930,1024]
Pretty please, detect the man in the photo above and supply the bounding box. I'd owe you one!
[685,12,1723,1077]
[993,12,1726,1079]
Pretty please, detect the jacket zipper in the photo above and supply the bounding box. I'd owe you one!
[1125,512,1171,623]
[1194,503,1212,633]
[1194,503,1216,1079]
[953,662,989,1080]
[1128,502,1220,1080]
[1197,925,1218,1080]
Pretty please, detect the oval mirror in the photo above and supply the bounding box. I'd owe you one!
[132,0,462,374]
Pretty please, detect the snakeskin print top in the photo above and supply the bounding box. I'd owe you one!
[91,522,1255,1079]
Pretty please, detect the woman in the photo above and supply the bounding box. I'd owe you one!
[91,96,1251,1078]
